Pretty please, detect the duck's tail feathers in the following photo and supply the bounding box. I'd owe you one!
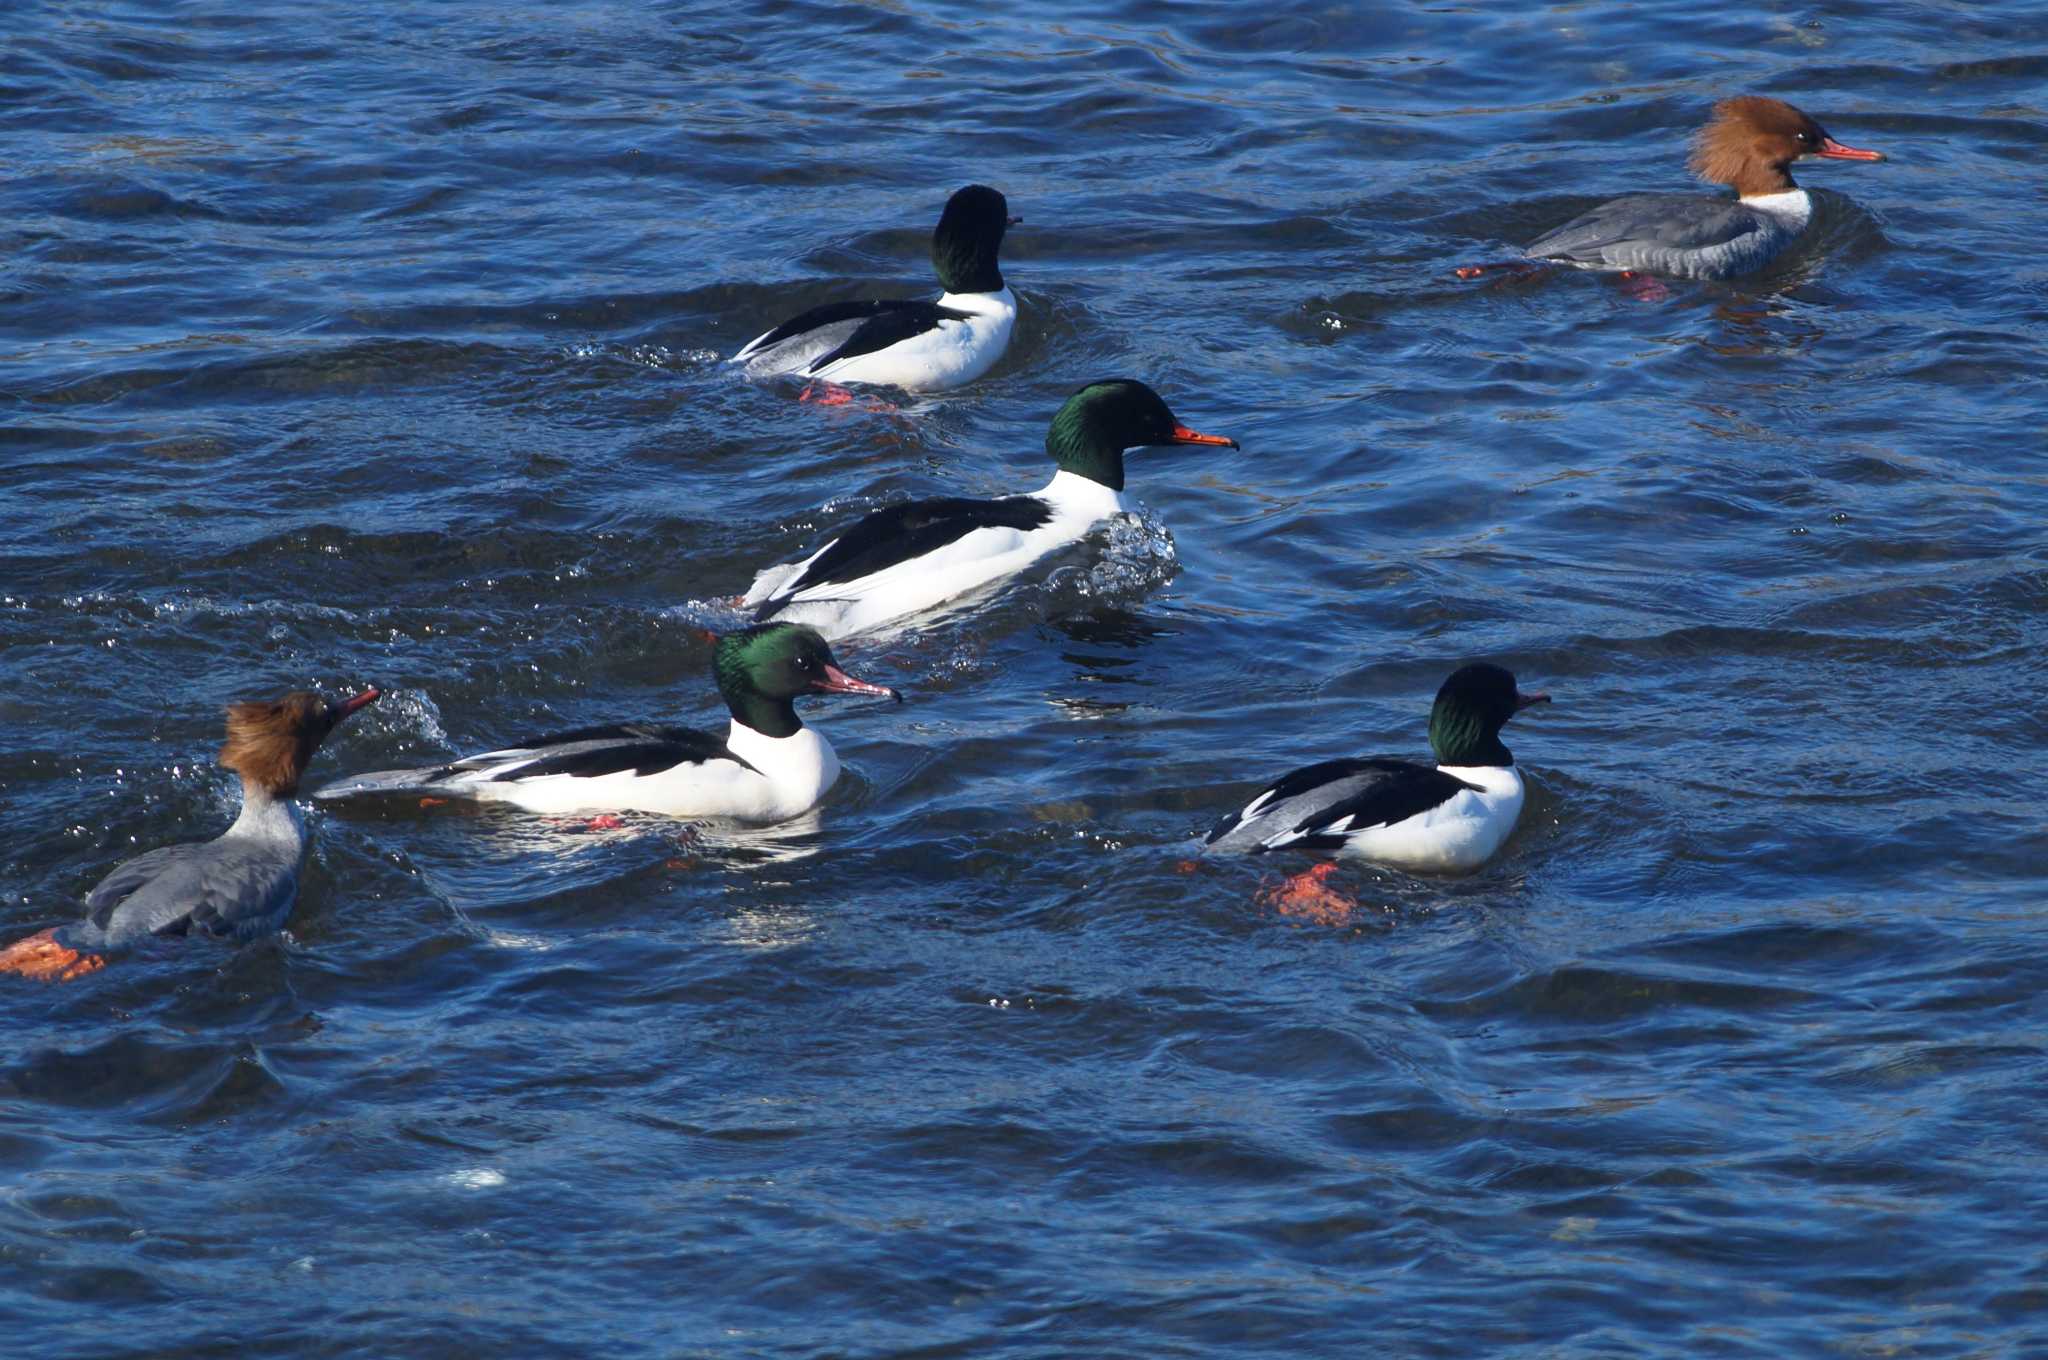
[740,561,805,609]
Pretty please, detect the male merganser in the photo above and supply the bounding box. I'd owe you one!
[1205,663,1549,873]
[742,378,1237,641]
[1515,96,1885,281]
[730,184,1020,392]
[312,625,897,820]
[0,686,381,982]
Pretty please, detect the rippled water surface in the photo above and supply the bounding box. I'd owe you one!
[5,2,2047,1355]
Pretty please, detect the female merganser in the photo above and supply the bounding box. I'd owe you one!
[730,184,1020,392]
[1205,663,1550,873]
[0,686,382,982]
[742,378,1237,641]
[312,625,897,820]
[1519,96,1885,280]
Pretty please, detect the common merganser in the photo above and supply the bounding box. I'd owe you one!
[743,378,1237,641]
[730,184,1019,392]
[1513,96,1885,281]
[0,686,381,982]
[1205,664,1549,873]
[312,625,897,820]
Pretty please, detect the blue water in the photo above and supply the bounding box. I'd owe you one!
[4,2,2046,1355]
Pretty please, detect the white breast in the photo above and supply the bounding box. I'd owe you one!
[1336,764,1527,873]
[1739,188,1814,233]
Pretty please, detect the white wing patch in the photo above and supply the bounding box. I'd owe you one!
[1238,788,1280,821]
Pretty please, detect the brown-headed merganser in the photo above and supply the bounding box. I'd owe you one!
[0,686,381,982]
[1472,96,1885,282]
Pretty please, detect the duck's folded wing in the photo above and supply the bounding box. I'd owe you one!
[1528,195,1761,261]
[1207,758,1481,853]
[734,298,971,372]
[82,842,296,945]
[464,724,755,780]
[804,301,974,373]
[754,495,1052,614]
[313,724,752,801]
[734,299,901,362]
[82,844,206,927]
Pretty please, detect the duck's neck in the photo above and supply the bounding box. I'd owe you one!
[1737,187,1813,232]
[726,716,828,769]
[1046,431,1127,494]
[1730,162,1797,198]
[229,778,307,844]
[934,243,1002,294]
[935,285,1015,314]
[1037,467,1126,520]
[724,692,802,741]
[1429,713,1512,768]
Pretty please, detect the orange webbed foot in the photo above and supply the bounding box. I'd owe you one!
[1617,270,1672,303]
[0,928,108,982]
[798,381,856,406]
[1453,260,1549,287]
[547,813,627,832]
[1256,862,1360,926]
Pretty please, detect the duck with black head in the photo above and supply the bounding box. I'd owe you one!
[1473,96,1885,282]
[0,686,381,982]
[314,625,897,821]
[740,378,1237,641]
[1205,663,1551,874]
[731,184,1021,393]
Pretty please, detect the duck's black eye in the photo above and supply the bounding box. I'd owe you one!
[1797,131,1814,144]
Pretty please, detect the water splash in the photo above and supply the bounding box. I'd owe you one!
[370,688,450,748]
[1054,510,1179,605]
[560,342,719,369]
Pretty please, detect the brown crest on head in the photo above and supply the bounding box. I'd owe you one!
[219,691,336,796]
[1689,96,1828,197]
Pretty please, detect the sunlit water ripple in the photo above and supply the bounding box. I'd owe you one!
[3,1,2046,1355]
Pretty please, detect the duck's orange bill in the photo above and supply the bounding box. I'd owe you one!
[1817,136,1884,162]
[1171,425,1239,449]
[0,928,106,983]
